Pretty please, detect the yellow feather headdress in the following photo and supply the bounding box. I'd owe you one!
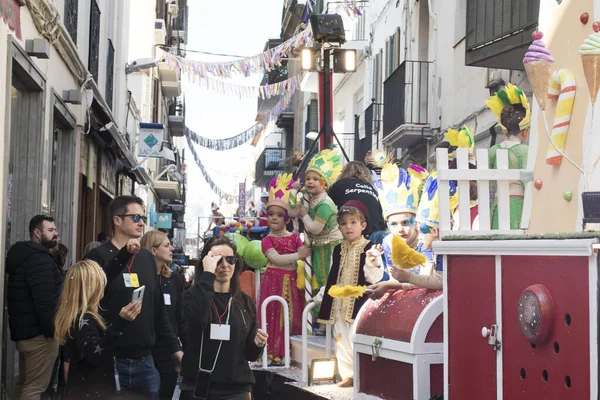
[485,83,531,133]
[369,148,394,168]
[267,173,295,212]
[416,172,459,228]
[373,163,428,219]
[306,149,343,188]
[390,234,427,270]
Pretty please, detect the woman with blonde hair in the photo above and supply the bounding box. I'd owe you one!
[141,230,188,400]
[55,259,142,399]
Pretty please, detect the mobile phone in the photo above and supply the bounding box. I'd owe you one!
[193,370,211,399]
[132,285,145,303]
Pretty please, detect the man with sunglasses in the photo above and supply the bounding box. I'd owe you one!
[85,195,182,399]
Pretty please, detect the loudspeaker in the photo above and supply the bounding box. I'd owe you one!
[309,14,345,43]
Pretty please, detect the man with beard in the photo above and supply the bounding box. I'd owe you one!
[6,215,64,399]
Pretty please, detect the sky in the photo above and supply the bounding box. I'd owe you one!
[179,0,284,239]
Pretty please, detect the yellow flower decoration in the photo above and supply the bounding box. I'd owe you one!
[390,234,427,270]
[328,285,367,298]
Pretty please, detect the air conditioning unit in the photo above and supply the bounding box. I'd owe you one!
[154,19,166,45]
[167,0,178,15]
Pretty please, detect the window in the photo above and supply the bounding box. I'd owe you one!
[88,0,101,82]
[64,0,78,44]
[152,78,160,123]
[105,40,114,110]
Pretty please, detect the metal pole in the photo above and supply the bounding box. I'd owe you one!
[323,48,332,149]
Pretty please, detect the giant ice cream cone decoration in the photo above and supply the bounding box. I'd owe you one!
[523,30,555,110]
[579,29,600,103]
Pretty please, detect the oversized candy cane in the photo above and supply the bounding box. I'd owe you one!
[546,69,576,166]
[304,256,313,334]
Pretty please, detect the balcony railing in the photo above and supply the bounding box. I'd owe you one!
[466,0,539,69]
[354,101,381,161]
[168,96,185,137]
[255,147,286,186]
[383,61,432,139]
[325,1,368,42]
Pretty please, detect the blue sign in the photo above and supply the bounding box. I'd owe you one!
[156,213,173,229]
[172,253,188,265]
[149,203,156,227]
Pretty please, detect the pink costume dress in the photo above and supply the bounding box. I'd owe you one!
[259,232,305,362]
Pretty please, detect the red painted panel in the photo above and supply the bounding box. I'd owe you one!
[501,255,590,399]
[425,314,443,343]
[358,353,413,399]
[430,364,444,396]
[447,255,497,399]
[355,289,442,342]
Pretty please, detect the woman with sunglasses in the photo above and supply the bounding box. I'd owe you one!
[179,237,267,400]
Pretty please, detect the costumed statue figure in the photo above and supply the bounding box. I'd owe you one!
[485,83,530,229]
[258,174,308,366]
[445,126,480,230]
[313,200,389,388]
[372,162,428,274]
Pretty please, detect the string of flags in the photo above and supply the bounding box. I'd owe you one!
[185,132,253,203]
[183,74,302,99]
[155,28,312,79]
[185,123,262,151]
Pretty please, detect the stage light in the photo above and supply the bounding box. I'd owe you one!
[333,49,357,73]
[301,48,318,71]
[310,14,346,43]
[309,358,337,385]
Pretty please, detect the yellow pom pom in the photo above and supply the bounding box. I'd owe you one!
[328,285,367,299]
[390,234,427,270]
[296,261,305,290]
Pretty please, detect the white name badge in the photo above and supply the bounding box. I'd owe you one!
[163,294,171,305]
[210,324,230,341]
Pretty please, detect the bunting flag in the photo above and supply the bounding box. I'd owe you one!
[155,28,312,79]
[185,132,253,203]
[186,123,262,150]
[183,73,302,99]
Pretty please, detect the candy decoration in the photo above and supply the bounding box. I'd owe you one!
[594,22,600,33]
[523,31,554,110]
[580,30,600,103]
[546,69,576,166]
[581,13,590,25]
[534,178,543,190]
[563,190,573,202]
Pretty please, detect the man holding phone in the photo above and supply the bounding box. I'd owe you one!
[85,195,182,398]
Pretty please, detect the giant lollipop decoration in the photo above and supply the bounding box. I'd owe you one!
[523,30,555,110]
[580,24,600,103]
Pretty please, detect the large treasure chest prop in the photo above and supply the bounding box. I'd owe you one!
[435,237,600,400]
[353,289,444,400]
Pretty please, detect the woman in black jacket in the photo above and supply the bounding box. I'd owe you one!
[180,237,268,400]
[141,230,189,399]
[54,256,145,399]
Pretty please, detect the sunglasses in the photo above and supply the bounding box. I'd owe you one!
[119,214,147,224]
[219,255,238,265]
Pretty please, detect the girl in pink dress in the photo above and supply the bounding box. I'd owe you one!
[259,174,309,365]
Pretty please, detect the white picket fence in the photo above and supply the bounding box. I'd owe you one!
[436,147,534,238]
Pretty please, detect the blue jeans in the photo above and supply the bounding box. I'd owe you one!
[116,355,160,397]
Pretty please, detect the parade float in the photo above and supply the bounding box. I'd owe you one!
[350,0,600,399]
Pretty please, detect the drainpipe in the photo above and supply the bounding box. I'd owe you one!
[427,0,438,130]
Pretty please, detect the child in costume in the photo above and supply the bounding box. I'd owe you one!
[314,200,388,388]
[485,83,530,230]
[445,126,479,230]
[259,174,309,365]
[372,163,427,274]
[388,173,458,290]
[297,149,343,293]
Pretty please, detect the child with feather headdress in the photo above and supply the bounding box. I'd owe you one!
[259,174,309,365]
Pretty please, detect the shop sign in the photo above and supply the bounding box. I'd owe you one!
[238,182,246,218]
[138,123,164,158]
[100,153,116,197]
[172,253,188,265]
[0,1,23,40]
[156,213,172,229]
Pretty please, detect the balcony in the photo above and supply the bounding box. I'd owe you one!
[382,61,433,148]
[154,19,166,45]
[257,43,287,115]
[168,96,185,137]
[154,179,181,200]
[255,147,286,186]
[170,30,186,45]
[354,101,381,161]
[466,0,539,70]
[324,1,368,49]
[158,62,181,97]
[281,0,306,40]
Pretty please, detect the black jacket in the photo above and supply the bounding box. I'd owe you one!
[153,272,188,370]
[181,273,263,392]
[6,241,64,341]
[85,242,180,359]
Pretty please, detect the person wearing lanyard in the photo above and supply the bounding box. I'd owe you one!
[85,195,182,399]
[180,237,268,400]
[141,231,189,400]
